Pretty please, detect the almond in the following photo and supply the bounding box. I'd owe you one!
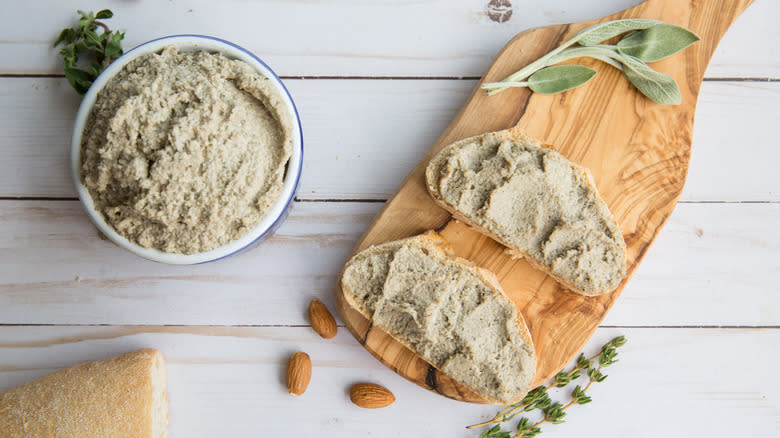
[308,299,338,339]
[349,383,396,409]
[286,352,312,396]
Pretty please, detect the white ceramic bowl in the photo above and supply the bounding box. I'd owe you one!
[71,35,303,264]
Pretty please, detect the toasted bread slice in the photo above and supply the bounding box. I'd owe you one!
[425,127,626,296]
[0,349,168,438]
[341,231,535,404]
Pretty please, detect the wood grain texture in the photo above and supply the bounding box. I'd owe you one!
[1,326,778,437]
[335,0,756,403]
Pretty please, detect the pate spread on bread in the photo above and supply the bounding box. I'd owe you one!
[425,128,627,296]
[341,231,535,404]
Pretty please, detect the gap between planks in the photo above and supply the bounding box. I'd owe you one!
[0,197,777,204]
[0,324,778,329]
[0,73,778,82]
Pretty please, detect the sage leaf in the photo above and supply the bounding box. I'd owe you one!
[619,54,681,105]
[576,19,661,46]
[491,18,658,92]
[484,18,697,105]
[527,65,597,94]
[617,24,700,62]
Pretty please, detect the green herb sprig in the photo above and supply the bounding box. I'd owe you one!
[470,336,627,438]
[54,9,125,94]
[482,19,699,105]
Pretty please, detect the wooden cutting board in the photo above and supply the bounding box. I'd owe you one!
[334,0,754,403]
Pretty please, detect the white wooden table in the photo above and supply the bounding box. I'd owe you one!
[1,1,778,436]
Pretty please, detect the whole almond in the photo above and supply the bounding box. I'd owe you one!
[349,383,395,409]
[308,299,338,339]
[286,352,312,396]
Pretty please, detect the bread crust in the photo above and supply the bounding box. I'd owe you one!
[0,348,168,438]
[425,126,627,296]
[340,231,535,404]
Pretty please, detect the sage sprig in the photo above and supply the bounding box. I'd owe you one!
[469,336,627,438]
[54,9,125,94]
[482,19,699,105]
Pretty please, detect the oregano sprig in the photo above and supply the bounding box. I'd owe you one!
[470,336,627,438]
[482,19,699,105]
[54,9,125,94]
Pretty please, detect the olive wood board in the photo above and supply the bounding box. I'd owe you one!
[334,0,755,403]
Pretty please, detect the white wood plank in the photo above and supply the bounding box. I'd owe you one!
[0,326,777,437]
[704,0,780,79]
[603,202,780,327]
[0,201,776,326]
[0,78,81,198]
[0,201,380,326]
[681,81,780,202]
[3,0,776,78]
[0,78,777,200]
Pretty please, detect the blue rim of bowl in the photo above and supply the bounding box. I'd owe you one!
[71,35,303,264]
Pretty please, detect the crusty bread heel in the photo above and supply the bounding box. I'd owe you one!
[0,349,169,438]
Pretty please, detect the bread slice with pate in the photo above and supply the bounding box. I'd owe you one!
[425,127,627,296]
[0,349,168,438]
[341,231,535,404]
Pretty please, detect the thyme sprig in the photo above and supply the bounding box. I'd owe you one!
[470,336,627,438]
[54,9,125,94]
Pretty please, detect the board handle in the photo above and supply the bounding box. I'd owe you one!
[583,0,754,82]
[442,0,756,141]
